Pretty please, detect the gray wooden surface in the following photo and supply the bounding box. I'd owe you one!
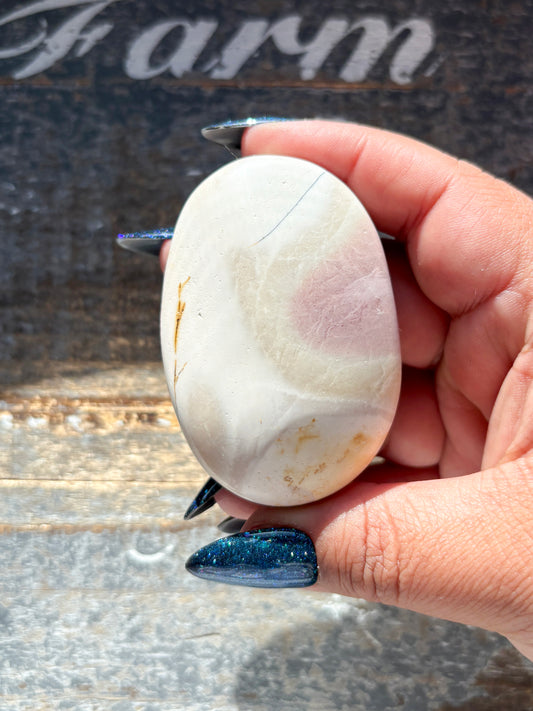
[2,367,533,710]
[2,1,533,708]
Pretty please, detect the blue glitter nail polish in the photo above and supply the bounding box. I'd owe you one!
[184,477,222,520]
[185,528,318,588]
[116,228,173,256]
[201,117,290,152]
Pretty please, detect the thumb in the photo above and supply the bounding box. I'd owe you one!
[246,459,533,648]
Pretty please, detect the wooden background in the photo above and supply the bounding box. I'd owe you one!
[1,1,533,708]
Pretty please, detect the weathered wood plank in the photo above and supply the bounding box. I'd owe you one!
[0,363,205,483]
[1,1,533,365]
[2,2,533,708]
[1,364,533,710]
[0,480,201,532]
[1,525,533,711]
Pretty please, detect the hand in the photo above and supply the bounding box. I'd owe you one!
[162,120,533,660]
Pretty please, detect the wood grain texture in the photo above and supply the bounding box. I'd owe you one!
[2,526,533,711]
[1,1,533,707]
[1,365,533,711]
[1,0,533,365]
[0,363,203,484]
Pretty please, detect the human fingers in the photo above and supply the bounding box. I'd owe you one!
[242,120,530,317]
[159,237,171,271]
[383,240,448,369]
[214,459,439,521]
[243,120,533,476]
[216,488,258,520]
[235,457,533,657]
[381,366,444,468]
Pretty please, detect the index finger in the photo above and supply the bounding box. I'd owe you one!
[242,120,531,317]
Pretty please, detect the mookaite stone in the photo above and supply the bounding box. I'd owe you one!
[161,155,401,505]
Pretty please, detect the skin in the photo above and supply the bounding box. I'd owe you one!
[160,120,533,660]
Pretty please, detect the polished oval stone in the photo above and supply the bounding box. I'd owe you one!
[161,155,401,506]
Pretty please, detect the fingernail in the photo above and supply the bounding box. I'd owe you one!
[116,228,173,256]
[185,527,318,588]
[201,117,290,152]
[217,516,246,534]
[184,477,222,520]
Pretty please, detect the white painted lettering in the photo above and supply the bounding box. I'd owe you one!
[0,2,439,85]
[0,0,115,79]
[387,19,435,84]
[125,19,217,80]
[208,20,270,79]
[208,14,434,84]
[339,18,434,84]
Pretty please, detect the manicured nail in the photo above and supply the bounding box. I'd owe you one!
[116,228,173,256]
[217,516,246,534]
[185,527,318,588]
[201,117,290,152]
[184,477,222,520]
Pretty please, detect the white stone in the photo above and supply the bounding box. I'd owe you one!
[161,155,401,506]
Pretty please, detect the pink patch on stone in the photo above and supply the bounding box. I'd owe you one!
[290,241,392,357]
